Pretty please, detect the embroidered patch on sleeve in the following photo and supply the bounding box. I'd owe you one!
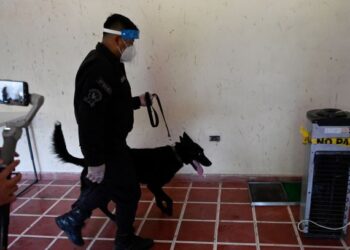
[120,76,127,83]
[96,78,112,95]
[84,89,102,107]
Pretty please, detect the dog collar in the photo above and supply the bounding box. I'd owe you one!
[171,146,183,164]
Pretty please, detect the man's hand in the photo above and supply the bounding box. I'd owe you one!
[0,160,22,206]
[139,93,152,107]
[86,164,105,184]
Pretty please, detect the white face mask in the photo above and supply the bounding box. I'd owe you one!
[120,45,136,63]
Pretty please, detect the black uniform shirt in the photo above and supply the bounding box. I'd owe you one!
[74,43,141,166]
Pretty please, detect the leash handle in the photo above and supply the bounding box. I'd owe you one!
[145,92,159,127]
[145,92,171,138]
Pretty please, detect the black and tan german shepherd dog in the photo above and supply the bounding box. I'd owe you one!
[52,122,212,220]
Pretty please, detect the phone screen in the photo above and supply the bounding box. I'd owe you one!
[0,80,29,106]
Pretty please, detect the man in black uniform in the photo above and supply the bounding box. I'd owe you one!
[55,14,154,250]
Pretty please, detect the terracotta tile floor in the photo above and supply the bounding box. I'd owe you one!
[6,176,350,249]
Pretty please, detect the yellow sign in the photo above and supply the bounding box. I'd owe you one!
[300,127,310,144]
[299,126,350,147]
[310,137,350,146]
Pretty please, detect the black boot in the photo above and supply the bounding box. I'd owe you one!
[114,234,154,250]
[55,207,91,246]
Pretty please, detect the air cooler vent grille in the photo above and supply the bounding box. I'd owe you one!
[309,153,350,237]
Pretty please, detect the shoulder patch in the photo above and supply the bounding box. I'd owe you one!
[120,76,127,83]
[96,78,112,95]
[84,89,102,107]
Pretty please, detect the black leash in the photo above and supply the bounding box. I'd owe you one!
[145,92,171,138]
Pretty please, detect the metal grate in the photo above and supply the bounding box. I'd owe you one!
[248,182,301,206]
[249,182,287,206]
[308,153,350,238]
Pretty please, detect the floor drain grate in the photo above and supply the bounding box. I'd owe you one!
[248,182,301,206]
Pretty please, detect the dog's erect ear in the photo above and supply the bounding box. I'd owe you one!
[179,136,183,142]
[182,132,193,143]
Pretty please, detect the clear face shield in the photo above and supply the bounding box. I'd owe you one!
[103,28,140,63]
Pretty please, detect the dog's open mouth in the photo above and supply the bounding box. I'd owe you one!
[191,160,204,176]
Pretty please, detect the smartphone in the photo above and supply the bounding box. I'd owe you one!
[0,80,29,106]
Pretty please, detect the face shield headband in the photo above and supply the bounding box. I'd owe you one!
[103,28,140,40]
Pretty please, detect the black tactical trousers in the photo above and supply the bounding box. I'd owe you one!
[74,148,141,236]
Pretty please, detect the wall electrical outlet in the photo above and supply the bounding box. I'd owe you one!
[209,135,221,142]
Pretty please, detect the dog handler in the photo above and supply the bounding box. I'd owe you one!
[55,14,154,250]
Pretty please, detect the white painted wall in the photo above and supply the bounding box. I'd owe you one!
[0,0,350,176]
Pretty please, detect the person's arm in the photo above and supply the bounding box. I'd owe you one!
[76,73,112,182]
[132,93,149,110]
[132,96,141,110]
[0,160,21,205]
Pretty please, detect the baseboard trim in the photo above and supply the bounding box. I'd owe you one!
[20,172,302,182]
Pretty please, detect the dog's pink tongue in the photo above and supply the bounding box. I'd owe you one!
[193,160,204,176]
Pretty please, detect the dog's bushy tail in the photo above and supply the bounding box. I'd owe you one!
[52,122,85,167]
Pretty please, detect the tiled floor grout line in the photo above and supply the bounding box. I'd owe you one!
[17,182,28,187]
[9,234,94,240]
[8,231,346,250]
[7,233,346,249]
[173,240,215,244]
[8,180,56,247]
[287,206,304,250]
[19,184,80,187]
[45,180,81,250]
[8,180,65,248]
[8,181,79,249]
[143,185,250,189]
[86,208,117,250]
[216,242,258,246]
[11,213,112,219]
[163,185,248,190]
[251,206,260,250]
[212,201,251,205]
[10,179,347,250]
[136,198,155,235]
[10,235,58,239]
[19,179,29,185]
[220,220,293,224]
[10,214,304,224]
[213,182,222,250]
[15,197,252,205]
[45,231,64,249]
[340,237,348,250]
[188,201,250,204]
[47,190,156,249]
[302,246,345,250]
[170,182,192,250]
[9,233,105,244]
[219,242,345,249]
[20,182,302,190]
[11,180,55,214]
[138,218,216,222]
[17,197,67,200]
[261,243,345,249]
[8,180,53,247]
[163,186,248,190]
